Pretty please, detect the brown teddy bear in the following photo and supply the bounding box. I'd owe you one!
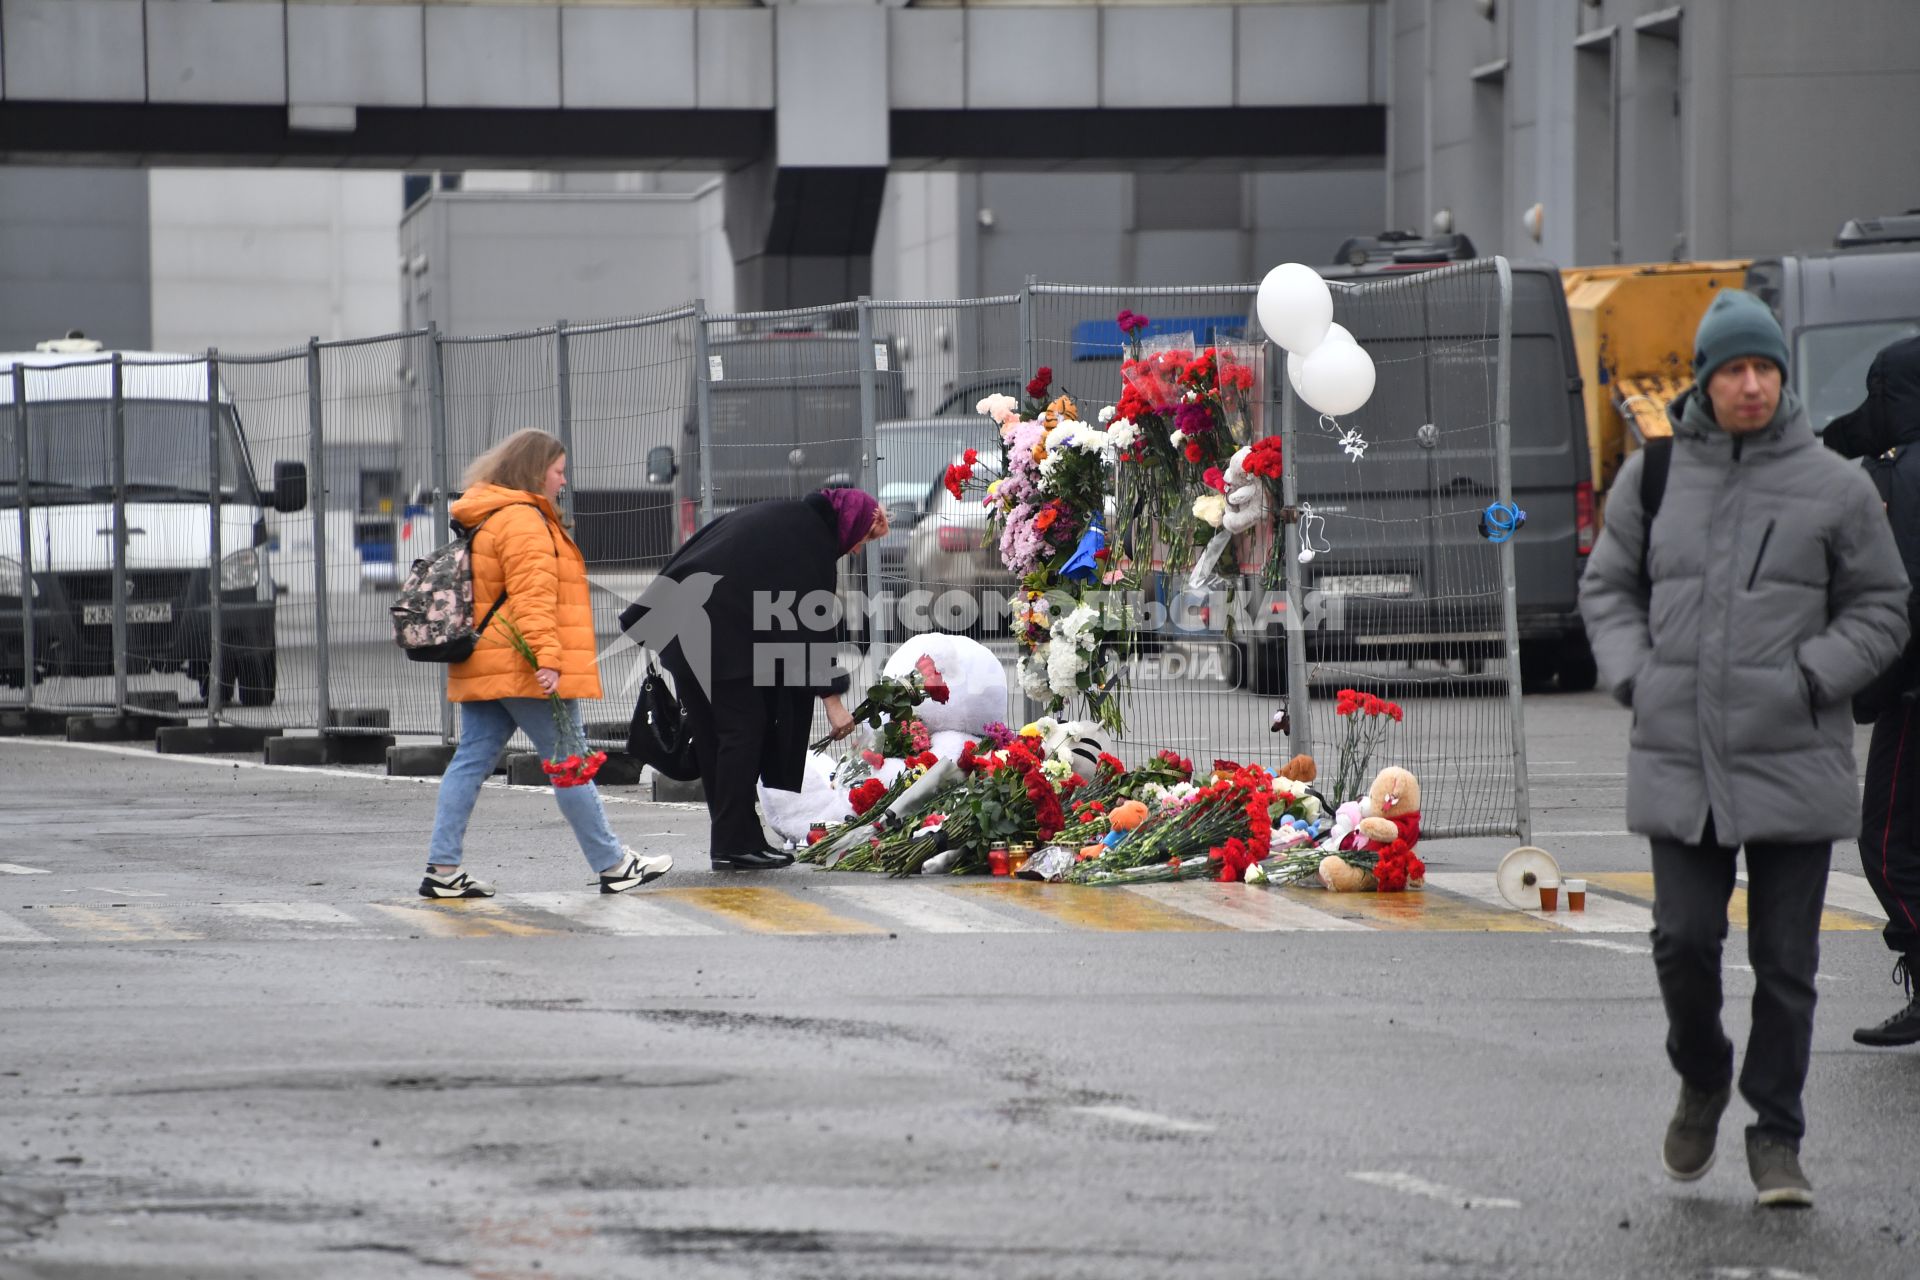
[1319,766,1424,893]
[1278,754,1316,783]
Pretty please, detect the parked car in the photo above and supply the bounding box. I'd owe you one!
[904,480,1019,637]
[0,335,307,704]
[872,417,1005,599]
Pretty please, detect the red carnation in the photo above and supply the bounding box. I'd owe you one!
[1183,441,1204,464]
[1203,467,1226,493]
[1026,367,1053,399]
[850,779,887,816]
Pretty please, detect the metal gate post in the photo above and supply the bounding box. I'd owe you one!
[110,354,129,713]
[1013,278,1040,725]
[307,339,332,733]
[206,351,224,720]
[1493,258,1533,845]
[691,300,716,527]
[426,323,454,746]
[11,366,32,707]
[1278,348,1314,766]
[554,320,575,525]
[854,298,882,649]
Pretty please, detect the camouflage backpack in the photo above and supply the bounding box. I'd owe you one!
[390,507,525,664]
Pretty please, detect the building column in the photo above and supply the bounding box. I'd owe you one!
[725,6,889,311]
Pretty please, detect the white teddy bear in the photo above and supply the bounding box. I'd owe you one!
[756,633,1011,845]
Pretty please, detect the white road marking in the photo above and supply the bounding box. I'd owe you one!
[1737,869,1887,922]
[0,911,55,943]
[1127,882,1369,931]
[1559,938,1649,956]
[1423,872,1653,933]
[506,892,723,937]
[1530,830,1633,838]
[1069,1105,1214,1134]
[1347,1171,1521,1210]
[88,886,166,898]
[812,885,1047,934]
[0,738,690,808]
[0,863,52,875]
[1702,1268,1819,1280]
[212,902,360,926]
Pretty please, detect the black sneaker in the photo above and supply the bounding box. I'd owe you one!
[419,868,496,899]
[600,847,673,894]
[1661,1080,1731,1181]
[1853,955,1920,1047]
[1746,1133,1813,1208]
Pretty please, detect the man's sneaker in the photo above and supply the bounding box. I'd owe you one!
[1852,955,1920,1047]
[419,868,495,899]
[1746,1133,1814,1208]
[600,847,672,894]
[1661,1081,1731,1180]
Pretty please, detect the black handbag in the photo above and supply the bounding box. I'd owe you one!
[625,654,701,781]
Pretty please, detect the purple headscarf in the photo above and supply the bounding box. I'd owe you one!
[820,487,881,555]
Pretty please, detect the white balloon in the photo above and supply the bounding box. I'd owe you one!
[1285,322,1354,397]
[1297,339,1376,418]
[1257,262,1334,354]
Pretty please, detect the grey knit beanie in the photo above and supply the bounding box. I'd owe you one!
[1693,289,1789,387]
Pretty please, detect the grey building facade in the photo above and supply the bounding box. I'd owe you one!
[1387,0,1920,264]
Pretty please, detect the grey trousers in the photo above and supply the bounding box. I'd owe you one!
[1649,825,1831,1146]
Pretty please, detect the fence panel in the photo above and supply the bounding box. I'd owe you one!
[560,308,703,748]
[1293,260,1527,838]
[1026,283,1269,762]
[216,348,322,731]
[315,331,436,737]
[1,366,27,710]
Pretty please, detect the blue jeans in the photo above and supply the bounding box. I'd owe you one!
[429,698,623,873]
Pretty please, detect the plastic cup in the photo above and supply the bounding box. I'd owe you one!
[1538,882,1560,912]
[1565,878,1587,912]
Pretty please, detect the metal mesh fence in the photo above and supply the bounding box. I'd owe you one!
[1290,260,1528,838]
[217,347,319,731]
[1027,283,1271,764]
[2,275,1528,842]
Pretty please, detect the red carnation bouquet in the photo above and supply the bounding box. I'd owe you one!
[497,618,607,789]
[1327,688,1405,806]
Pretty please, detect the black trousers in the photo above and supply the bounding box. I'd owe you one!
[1649,822,1830,1146]
[1858,699,1920,958]
[663,655,812,857]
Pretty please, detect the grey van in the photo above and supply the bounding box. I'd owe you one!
[1744,212,1920,432]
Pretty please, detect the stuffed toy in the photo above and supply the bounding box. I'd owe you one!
[1278,753,1316,783]
[1319,767,1424,892]
[1079,799,1150,862]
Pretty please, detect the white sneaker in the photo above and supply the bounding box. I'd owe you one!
[600,847,672,894]
[419,868,496,899]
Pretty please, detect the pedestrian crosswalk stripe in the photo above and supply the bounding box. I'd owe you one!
[948,880,1230,932]
[654,887,887,935]
[1743,870,1886,922]
[1587,872,1882,932]
[1272,882,1559,933]
[1125,882,1370,931]
[0,863,51,876]
[811,884,1049,934]
[213,902,361,927]
[368,901,559,938]
[505,891,723,937]
[0,911,53,943]
[40,905,203,943]
[1422,872,1653,934]
[2,874,1896,942]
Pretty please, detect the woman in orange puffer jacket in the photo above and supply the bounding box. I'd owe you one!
[421,429,671,900]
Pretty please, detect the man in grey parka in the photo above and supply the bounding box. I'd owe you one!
[1579,289,1909,1208]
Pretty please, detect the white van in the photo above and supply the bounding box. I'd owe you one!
[0,336,307,705]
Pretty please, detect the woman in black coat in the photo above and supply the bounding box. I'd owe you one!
[620,489,888,871]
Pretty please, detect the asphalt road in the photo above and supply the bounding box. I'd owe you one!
[1,695,1917,1280]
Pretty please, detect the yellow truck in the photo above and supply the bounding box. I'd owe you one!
[1560,260,1750,524]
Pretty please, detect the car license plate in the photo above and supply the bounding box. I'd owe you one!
[1317,574,1413,597]
[83,603,172,625]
